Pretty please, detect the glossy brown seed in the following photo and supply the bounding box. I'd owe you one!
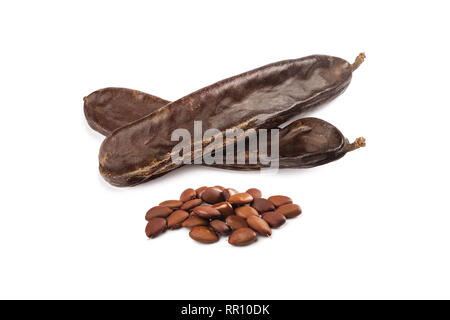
[228,228,257,246]
[195,186,208,197]
[235,206,259,219]
[180,188,196,202]
[145,206,173,220]
[251,198,275,213]
[159,200,183,209]
[145,218,167,238]
[275,203,302,218]
[228,193,253,205]
[182,215,209,228]
[246,188,262,199]
[268,195,293,207]
[167,210,189,229]
[192,206,221,219]
[212,202,234,218]
[201,187,225,204]
[210,220,231,235]
[213,185,225,191]
[223,188,239,201]
[225,215,248,230]
[189,226,219,244]
[262,211,286,228]
[180,198,203,211]
[247,216,272,236]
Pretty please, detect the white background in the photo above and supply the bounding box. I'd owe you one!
[1,0,449,300]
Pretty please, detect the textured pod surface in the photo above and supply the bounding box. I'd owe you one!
[189,226,219,244]
[247,216,272,236]
[84,87,169,136]
[228,228,257,246]
[99,55,354,186]
[145,218,167,238]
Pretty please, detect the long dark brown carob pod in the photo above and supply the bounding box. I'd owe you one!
[98,54,364,186]
[85,54,365,136]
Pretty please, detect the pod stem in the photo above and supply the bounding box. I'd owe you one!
[346,137,366,152]
[352,52,366,71]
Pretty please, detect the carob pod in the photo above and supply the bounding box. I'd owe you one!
[85,100,365,176]
[85,54,365,136]
[97,54,365,186]
[84,88,169,136]
[212,118,366,170]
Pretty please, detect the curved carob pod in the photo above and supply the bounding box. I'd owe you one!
[97,54,365,186]
[212,118,365,170]
[84,88,169,136]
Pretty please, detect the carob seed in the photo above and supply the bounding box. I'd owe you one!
[180,198,203,211]
[180,188,196,202]
[262,211,286,228]
[195,186,208,198]
[192,206,222,219]
[201,187,225,204]
[246,188,262,199]
[275,204,302,218]
[210,220,231,235]
[228,228,257,246]
[247,216,272,236]
[251,198,275,213]
[212,201,234,218]
[182,216,209,228]
[145,206,173,220]
[235,206,259,219]
[189,226,219,244]
[223,188,239,201]
[228,193,253,205]
[145,218,167,238]
[268,195,293,207]
[225,215,248,230]
[159,200,183,209]
[167,210,189,229]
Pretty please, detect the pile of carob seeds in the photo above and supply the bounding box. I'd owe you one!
[145,186,301,246]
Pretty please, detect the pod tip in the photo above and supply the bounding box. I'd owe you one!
[352,52,366,71]
[347,137,366,152]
